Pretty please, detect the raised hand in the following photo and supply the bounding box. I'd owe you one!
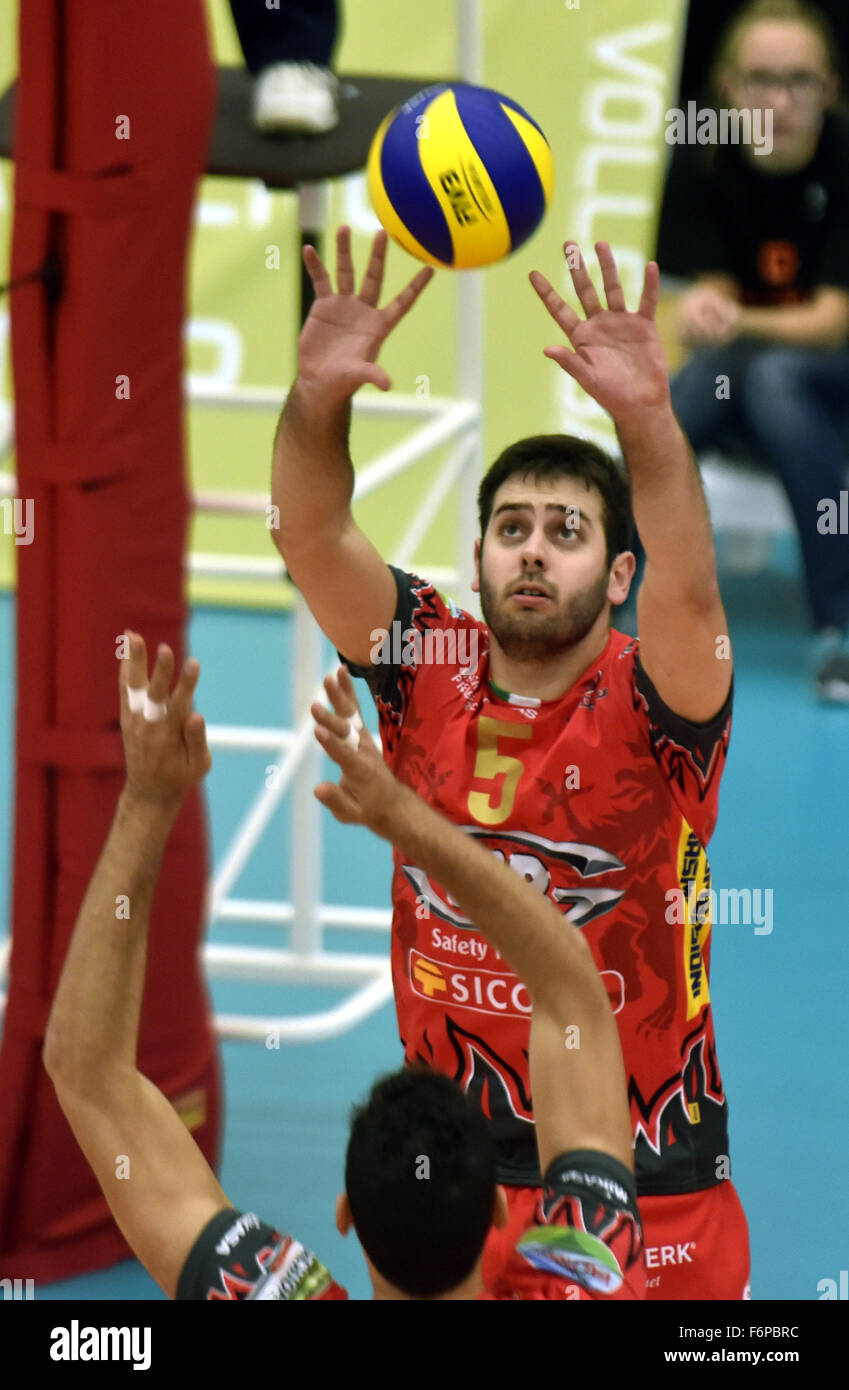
[312,666,399,835]
[119,632,212,809]
[298,225,434,406]
[530,241,671,424]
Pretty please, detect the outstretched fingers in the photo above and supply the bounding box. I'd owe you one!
[638,259,660,320]
[145,643,175,707]
[312,669,362,760]
[325,665,362,720]
[335,224,355,295]
[382,264,434,331]
[543,344,588,383]
[313,780,361,824]
[311,696,355,747]
[302,243,333,298]
[358,229,390,306]
[169,656,201,727]
[529,270,579,338]
[564,242,603,318]
[595,241,627,313]
[120,630,148,699]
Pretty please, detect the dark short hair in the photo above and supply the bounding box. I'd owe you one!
[345,1067,497,1298]
[478,434,634,567]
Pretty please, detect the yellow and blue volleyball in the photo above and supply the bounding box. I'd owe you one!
[367,83,554,270]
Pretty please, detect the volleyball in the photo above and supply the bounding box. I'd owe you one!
[367,82,554,270]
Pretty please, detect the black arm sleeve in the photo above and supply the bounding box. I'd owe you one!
[634,652,733,781]
[176,1208,344,1300]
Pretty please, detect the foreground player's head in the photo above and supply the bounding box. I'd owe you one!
[473,434,635,662]
[715,0,840,171]
[337,1068,508,1300]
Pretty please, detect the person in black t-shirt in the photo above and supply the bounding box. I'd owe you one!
[656,0,849,701]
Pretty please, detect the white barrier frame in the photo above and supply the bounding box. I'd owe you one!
[197,384,480,1042]
[0,387,481,1042]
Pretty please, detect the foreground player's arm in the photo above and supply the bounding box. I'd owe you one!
[271,226,432,666]
[313,669,633,1174]
[42,637,232,1300]
[531,241,731,723]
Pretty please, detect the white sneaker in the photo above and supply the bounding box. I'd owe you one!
[814,628,849,703]
[253,62,340,135]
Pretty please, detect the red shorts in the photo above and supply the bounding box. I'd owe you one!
[639,1181,751,1300]
[483,1179,750,1301]
[481,1185,645,1300]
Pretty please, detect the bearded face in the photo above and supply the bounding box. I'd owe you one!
[478,554,611,662]
[473,475,627,665]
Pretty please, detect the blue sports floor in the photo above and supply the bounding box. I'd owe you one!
[1,543,848,1301]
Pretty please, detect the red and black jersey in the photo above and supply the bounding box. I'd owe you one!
[176,1150,645,1301]
[345,568,734,1196]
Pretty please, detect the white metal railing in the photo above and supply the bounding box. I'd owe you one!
[0,386,481,1044]
[196,382,480,1041]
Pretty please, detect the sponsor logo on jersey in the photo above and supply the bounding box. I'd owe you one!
[644,1241,696,1269]
[409,949,533,1018]
[517,1225,624,1294]
[430,925,489,961]
[413,956,448,997]
[403,829,625,932]
[415,943,624,1015]
[677,821,712,1020]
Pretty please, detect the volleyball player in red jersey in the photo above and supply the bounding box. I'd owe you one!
[44,646,644,1301]
[271,228,751,1299]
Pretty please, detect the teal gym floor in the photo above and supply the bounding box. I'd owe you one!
[1,541,847,1301]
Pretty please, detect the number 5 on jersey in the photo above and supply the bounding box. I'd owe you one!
[468,717,533,826]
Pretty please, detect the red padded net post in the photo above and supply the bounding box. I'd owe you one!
[0,0,222,1282]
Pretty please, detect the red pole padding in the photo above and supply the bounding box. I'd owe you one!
[0,0,221,1282]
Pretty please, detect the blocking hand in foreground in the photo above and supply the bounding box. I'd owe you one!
[119,632,212,809]
[312,666,398,835]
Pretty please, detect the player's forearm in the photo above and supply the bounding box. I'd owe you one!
[695,273,740,298]
[529,1003,634,1172]
[381,783,607,1021]
[43,790,178,1091]
[737,301,849,350]
[271,379,356,555]
[616,405,719,603]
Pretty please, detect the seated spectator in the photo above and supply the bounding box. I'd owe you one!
[657,0,849,702]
